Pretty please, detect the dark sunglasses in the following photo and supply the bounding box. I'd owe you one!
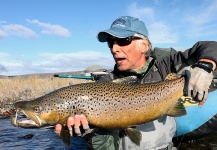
[107,36,142,48]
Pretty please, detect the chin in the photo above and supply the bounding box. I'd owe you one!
[117,65,129,71]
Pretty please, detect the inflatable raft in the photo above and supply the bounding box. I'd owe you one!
[174,80,217,141]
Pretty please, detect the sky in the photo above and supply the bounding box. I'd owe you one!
[0,0,217,76]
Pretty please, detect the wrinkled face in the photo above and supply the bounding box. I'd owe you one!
[108,36,148,71]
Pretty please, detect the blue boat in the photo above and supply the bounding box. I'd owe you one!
[174,81,217,141]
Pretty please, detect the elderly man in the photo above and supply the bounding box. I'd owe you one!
[55,16,217,150]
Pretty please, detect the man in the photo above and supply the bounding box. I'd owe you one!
[55,16,217,150]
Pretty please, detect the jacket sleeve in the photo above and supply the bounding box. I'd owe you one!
[155,41,217,78]
[171,41,217,65]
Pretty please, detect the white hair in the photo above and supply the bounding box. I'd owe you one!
[134,33,152,58]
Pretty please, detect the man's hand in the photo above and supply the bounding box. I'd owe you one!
[54,114,91,137]
[178,65,213,106]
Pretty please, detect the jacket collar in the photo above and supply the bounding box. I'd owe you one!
[112,57,155,79]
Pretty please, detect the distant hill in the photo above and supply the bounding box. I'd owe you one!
[0,64,112,79]
[0,71,85,79]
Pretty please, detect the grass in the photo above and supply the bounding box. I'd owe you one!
[0,75,89,111]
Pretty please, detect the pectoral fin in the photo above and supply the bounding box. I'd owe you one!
[60,125,71,146]
[167,99,187,117]
[125,127,142,146]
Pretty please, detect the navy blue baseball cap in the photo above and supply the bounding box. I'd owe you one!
[97,16,148,42]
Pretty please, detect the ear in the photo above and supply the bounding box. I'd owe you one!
[139,39,149,53]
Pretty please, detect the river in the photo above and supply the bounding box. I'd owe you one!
[1,117,217,150]
[0,118,87,150]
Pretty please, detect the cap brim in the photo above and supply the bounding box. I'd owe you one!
[97,28,135,42]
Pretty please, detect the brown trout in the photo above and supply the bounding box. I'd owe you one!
[11,74,187,145]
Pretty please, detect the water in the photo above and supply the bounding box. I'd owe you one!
[0,118,87,150]
[1,117,217,150]
[174,134,217,150]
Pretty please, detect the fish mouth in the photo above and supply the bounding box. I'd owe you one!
[11,109,44,128]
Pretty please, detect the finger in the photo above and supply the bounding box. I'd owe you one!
[188,85,193,97]
[74,115,82,136]
[198,91,208,107]
[192,88,198,98]
[67,117,75,136]
[177,68,187,75]
[203,91,208,103]
[80,114,90,131]
[197,92,204,102]
[55,124,62,136]
[199,101,205,107]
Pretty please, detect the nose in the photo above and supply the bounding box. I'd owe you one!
[110,42,119,54]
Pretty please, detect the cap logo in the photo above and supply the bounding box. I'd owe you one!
[111,18,126,28]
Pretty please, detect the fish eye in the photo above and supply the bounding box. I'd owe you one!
[33,106,41,113]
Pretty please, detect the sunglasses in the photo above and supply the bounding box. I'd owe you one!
[107,36,142,48]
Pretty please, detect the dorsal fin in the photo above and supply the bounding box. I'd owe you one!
[112,76,138,84]
[164,73,180,80]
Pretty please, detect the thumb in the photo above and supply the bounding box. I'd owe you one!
[177,66,191,75]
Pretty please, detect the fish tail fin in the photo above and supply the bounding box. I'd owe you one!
[167,98,187,117]
[125,127,142,145]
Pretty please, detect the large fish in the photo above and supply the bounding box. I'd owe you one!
[11,74,187,145]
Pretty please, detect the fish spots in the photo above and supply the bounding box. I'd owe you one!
[14,76,185,129]
[109,114,114,117]
[135,108,140,111]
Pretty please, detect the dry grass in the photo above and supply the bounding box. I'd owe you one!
[0,75,89,111]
